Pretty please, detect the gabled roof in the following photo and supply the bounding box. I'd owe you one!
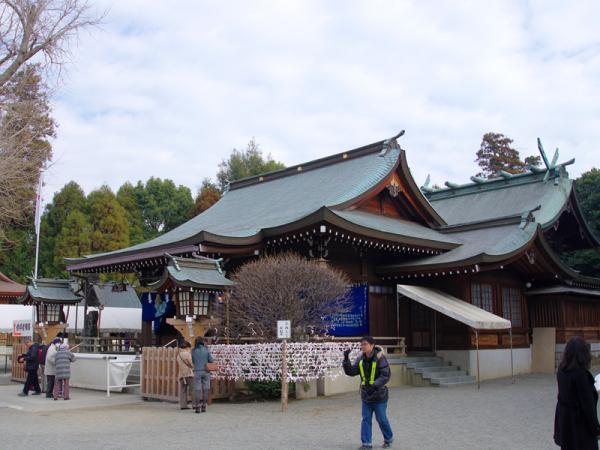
[426,170,573,228]
[147,256,235,291]
[88,283,140,309]
[0,272,25,300]
[20,279,82,305]
[67,134,448,271]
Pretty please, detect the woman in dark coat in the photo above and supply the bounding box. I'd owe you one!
[554,336,600,450]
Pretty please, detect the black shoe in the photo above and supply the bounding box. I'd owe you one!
[18,392,27,397]
[201,405,206,413]
[359,445,372,449]
[180,407,190,410]
[383,441,393,448]
[32,391,41,396]
[195,408,200,414]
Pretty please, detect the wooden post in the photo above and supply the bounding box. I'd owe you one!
[475,329,480,390]
[281,339,288,412]
[226,293,230,345]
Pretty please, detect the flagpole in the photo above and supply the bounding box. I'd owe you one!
[32,172,43,338]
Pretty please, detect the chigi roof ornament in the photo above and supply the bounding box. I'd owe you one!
[530,138,576,184]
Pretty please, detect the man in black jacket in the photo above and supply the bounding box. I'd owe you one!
[18,340,41,397]
[343,336,394,449]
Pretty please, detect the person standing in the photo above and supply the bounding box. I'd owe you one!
[44,338,61,399]
[554,336,600,450]
[191,337,214,413]
[343,336,394,449]
[53,344,75,400]
[18,340,41,397]
[177,341,194,410]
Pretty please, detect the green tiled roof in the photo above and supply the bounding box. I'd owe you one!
[68,139,413,266]
[330,210,459,247]
[378,222,537,272]
[426,172,572,228]
[20,279,82,305]
[148,256,235,290]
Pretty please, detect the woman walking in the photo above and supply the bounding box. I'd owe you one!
[177,341,194,410]
[554,336,600,450]
[53,344,75,400]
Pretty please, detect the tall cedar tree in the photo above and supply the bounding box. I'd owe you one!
[53,210,91,275]
[217,138,285,191]
[116,182,145,245]
[38,181,87,276]
[87,186,129,253]
[475,132,540,178]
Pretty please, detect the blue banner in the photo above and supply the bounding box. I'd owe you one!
[329,284,369,337]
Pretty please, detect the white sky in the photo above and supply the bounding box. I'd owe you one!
[43,0,600,203]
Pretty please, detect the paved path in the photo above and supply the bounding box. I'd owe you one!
[0,374,561,450]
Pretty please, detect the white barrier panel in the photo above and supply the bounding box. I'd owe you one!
[69,353,137,392]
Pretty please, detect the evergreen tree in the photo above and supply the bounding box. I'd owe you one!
[563,168,600,277]
[217,138,286,191]
[132,177,194,238]
[87,185,130,253]
[53,210,92,274]
[39,181,88,277]
[0,223,35,283]
[116,182,145,245]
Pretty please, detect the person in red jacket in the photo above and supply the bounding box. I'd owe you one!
[343,336,394,449]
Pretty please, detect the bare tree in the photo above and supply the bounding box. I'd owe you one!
[228,253,351,341]
[0,0,102,88]
[0,1,100,239]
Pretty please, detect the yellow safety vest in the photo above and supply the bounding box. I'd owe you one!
[359,359,377,386]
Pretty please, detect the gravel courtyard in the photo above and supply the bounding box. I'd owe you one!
[0,373,561,450]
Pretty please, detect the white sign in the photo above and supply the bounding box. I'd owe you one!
[277,320,291,340]
[13,320,33,337]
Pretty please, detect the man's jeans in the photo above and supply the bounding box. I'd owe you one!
[361,400,393,445]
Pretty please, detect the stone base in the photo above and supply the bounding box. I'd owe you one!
[295,380,318,399]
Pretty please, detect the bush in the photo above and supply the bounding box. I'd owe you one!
[245,380,296,400]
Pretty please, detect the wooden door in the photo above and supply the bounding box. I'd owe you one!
[409,301,433,351]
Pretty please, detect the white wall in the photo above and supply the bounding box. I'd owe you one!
[437,347,532,381]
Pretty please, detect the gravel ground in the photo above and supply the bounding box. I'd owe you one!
[0,373,561,450]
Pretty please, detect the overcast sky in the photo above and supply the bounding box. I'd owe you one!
[44,0,600,203]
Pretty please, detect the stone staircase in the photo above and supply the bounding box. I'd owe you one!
[387,354,476,388]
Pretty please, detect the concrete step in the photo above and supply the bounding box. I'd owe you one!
[417,367,461,377]
[438,378,478,388]
[429,375,476,385]
[414,365,457,374]
[405,360,445,369]
[422,370,466,380]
